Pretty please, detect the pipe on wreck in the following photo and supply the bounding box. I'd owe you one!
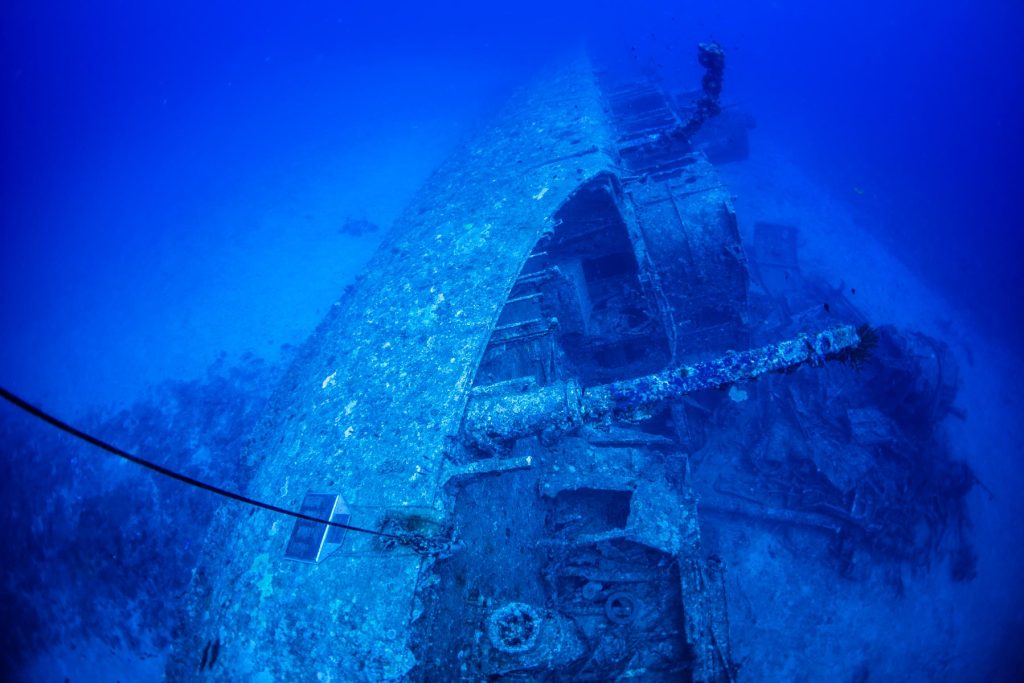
[462,325,862,446]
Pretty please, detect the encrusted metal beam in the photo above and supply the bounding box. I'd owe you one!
[463,325,862,446]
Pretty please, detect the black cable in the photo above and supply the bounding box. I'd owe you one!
[0,385,402,541]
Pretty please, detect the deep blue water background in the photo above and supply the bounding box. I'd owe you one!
[2,0,1023,679]
[2,1,1022,412]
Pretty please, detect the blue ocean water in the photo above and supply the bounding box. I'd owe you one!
[1,1,1022,680]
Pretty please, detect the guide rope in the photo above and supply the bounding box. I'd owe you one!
[0,385,406,542]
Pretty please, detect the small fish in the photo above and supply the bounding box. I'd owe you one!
[210,638,221,668]
[851,287,857,295]
[823,303,831,313]
[853,187,865,195]
[199,640,210,671]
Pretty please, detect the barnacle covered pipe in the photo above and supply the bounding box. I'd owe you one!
[462,325,862,446]
[585,325,861,419]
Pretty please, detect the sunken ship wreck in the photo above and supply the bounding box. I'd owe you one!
[168,48,968,681]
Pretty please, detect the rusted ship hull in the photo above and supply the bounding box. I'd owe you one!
[168,51,839,682]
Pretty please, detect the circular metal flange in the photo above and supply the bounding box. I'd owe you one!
[604,591,638,625]
[487,602,542,654]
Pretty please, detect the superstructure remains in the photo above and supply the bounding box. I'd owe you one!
[168,47,973,682]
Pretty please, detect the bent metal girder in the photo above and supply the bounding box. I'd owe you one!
[462,325,861,445]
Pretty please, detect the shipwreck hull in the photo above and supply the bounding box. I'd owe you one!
[169,52,749,682]
[169,54,620,681]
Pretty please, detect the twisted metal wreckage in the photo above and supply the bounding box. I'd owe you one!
[169,46,973,681]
